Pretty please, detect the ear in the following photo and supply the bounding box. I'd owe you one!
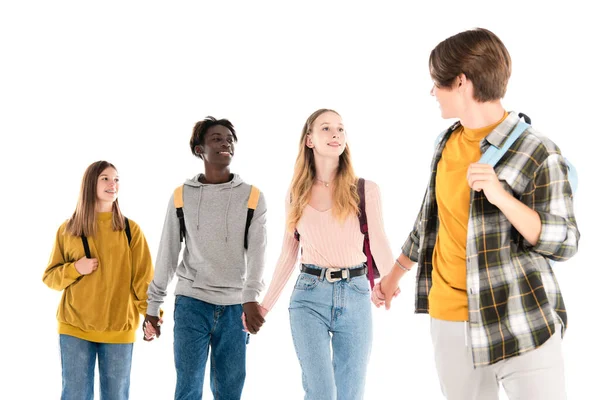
[306,135,314,148]
[457,73,468,91]
[194,145,204,158]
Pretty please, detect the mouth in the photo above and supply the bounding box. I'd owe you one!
[218,151,233,156]
[327,142,341,147]
[105,190,117,194]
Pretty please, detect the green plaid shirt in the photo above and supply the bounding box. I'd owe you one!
[402,111,580,367]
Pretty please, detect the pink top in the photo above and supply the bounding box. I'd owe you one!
[261,180,395,311]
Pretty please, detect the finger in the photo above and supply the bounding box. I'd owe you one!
[385,293,393,310]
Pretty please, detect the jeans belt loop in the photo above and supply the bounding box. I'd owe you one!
[319,267,326,281]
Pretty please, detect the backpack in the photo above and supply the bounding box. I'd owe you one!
[293,178,380,289]
[173,184,261,250]
[81,218,131,258]
[435,113,578,193]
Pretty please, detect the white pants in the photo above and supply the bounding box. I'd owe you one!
[430,318,566,400]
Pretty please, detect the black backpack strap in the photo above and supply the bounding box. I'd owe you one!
[124,217,132,245]
[81,235,91,259]
[173,185,186,243]
[518,112,531,124]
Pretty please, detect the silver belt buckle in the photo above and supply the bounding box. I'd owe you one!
[325,268,348,283]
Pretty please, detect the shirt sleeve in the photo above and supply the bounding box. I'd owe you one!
[522,153,580,261]
[364,181,395,276]
[243,192,267,303]
[42,223,82,291]
[260,191,300,311]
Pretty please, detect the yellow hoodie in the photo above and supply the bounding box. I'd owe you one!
[43,212,154,343]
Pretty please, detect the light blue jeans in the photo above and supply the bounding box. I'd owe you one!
[289,264,373,400]
[59,334,133,400]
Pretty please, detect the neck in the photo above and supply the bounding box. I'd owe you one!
[459,100,505,129]
[202,165,232,184]
[314,156,339,183]
[96,202,113,213]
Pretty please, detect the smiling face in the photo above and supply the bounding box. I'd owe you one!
[306,111,346,159]
[96,167,119,205]
[195,125,235,167]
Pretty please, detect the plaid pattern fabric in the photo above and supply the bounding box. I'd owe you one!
[402,111,580,366]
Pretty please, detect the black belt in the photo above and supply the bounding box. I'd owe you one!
[300,265,367,283]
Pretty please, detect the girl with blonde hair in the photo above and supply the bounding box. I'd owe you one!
[251,109,396,399]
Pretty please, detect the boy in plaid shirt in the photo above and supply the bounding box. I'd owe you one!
[375,28,579,399]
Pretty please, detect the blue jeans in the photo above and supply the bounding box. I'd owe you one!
[59,334,133,400]
[173,295,248,400]
[289,264,373,400]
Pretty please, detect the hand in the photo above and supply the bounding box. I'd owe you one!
[74,257,98,275]
[143,314,163,341]
[379,274,401,310]
[467,163,510,206]
[242,302,267,334]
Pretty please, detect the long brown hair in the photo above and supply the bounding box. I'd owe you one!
[287,109,359,232]
[66,160,125,237]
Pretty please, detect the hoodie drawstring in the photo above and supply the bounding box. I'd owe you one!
[196,185,203,230]
[224,181,233,242]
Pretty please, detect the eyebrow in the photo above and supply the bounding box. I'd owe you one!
[209,132,233,137]
[99,174,118,178]
[320,122,344,126]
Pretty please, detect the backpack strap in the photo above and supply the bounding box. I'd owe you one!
[81,234,91,259]
[124,217,132,245]
[244,186,260,250]
[479,120,530,167]
[357,178,377,289]
[81,216,132,258]
[173,185,186,243]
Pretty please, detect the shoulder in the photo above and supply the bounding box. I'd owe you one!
[362,179,382,197]
[124,217,144,237]
[519,127,563,161]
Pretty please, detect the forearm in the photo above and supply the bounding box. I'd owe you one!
[496,191,542,246]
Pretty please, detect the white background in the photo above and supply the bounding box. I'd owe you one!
[1,1,598,399]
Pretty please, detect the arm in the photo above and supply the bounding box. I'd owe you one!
[243,193,267,303]
[42,224,82,291]
[517,154,579,259]
[468,154,579,260]
[260,194,300,312]
[364,181,395,276]
[128,220,155,317]
[146,194,182,317]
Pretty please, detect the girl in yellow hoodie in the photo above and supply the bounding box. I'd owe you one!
[43,160,154,400]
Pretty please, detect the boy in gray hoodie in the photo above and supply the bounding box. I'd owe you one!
[144,116,267,400]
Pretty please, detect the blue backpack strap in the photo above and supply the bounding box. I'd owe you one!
[479,121,530,167]
[565,158,578,194]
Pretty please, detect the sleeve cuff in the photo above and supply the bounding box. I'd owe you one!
[401,234,420,263]
[527,211,568,255]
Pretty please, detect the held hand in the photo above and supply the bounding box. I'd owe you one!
[142,315,162,341]
[242,302,267,334]
[379,274,401,310]
[74,257,98,275]
[467,163,510,206]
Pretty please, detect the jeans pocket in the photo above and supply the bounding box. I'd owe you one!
[349,276,370,295]
[294,273,319,291]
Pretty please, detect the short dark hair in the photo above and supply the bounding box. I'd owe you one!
[189,116,237,158]
[429,28,512,102]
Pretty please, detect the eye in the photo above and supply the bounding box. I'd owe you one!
[338,127,344,133]
[323,126,329,131]
[114,178,119,182]
[214,137,221,142]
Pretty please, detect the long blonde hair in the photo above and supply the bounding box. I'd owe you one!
[66,160,125,237]
[287,109,359,232]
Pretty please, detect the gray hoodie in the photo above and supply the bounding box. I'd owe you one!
[147,173,267,316]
